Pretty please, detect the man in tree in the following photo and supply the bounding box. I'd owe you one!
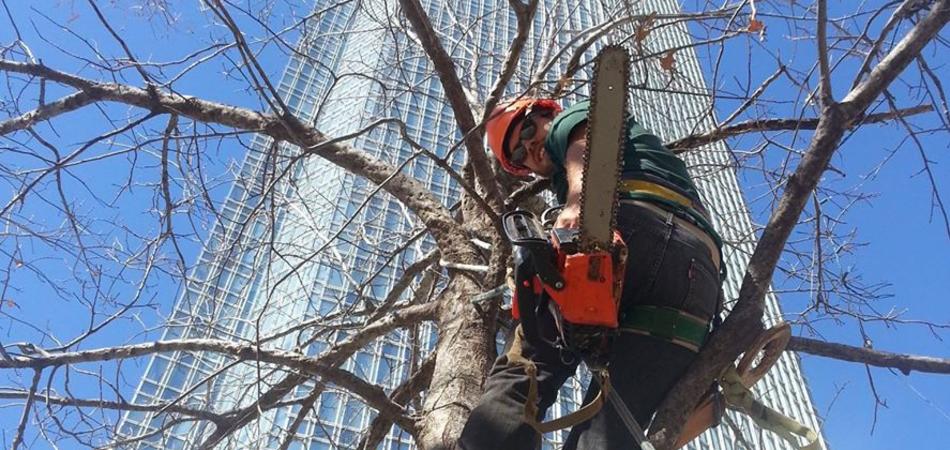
[458,97,724,449]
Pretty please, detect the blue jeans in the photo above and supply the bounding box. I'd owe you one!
[458,201,721,449]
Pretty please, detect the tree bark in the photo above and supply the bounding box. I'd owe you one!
[416,275,496,450]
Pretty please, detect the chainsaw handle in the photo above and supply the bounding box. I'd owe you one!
[541,205,563,228]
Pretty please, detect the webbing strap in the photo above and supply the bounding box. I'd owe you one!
[523,363,607,433]
[721,366,821,449]
[621,179,695,210]
[504,326,607,434]
[620,305,709,352]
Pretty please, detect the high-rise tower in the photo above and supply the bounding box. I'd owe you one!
[119,1,826,449]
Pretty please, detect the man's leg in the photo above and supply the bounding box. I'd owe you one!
[562,336,695,449]
[458,303,579,450]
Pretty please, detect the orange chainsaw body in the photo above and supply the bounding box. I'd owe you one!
[547,249,619,328]
[511,229,625,329]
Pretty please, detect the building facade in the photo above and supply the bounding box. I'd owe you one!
[118,1,826,449]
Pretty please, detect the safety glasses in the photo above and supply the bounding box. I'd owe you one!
[509,112,540,169]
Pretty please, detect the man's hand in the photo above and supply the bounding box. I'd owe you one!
[555,203,582,229]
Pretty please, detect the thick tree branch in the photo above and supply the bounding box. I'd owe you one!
[377,251,439,310]
[0,91,98,135]
[504,177,551,207]
[788,336,950,375]
[397,0,503,212]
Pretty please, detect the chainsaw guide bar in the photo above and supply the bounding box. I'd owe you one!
[578,45,631,250]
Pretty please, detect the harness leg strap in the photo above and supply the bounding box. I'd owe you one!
[521,363,608,434]
[504,328,608,435]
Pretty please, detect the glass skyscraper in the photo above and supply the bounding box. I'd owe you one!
[118,1,826,449]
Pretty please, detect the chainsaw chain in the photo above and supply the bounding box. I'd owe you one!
[565,324,616,370]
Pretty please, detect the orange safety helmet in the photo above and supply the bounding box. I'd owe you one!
[485,97,562,176]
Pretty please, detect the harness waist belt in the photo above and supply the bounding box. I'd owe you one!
[621,179,697,211]
[620,305,710,352]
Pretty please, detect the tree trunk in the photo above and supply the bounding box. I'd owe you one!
[417,274,497,449]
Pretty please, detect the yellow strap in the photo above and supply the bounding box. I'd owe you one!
[721,363,820,449]
[621,179,695,209]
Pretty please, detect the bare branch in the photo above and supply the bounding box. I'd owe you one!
[667,104,935,152]
[816,0,834,106]
[358,355,435,450]
[397,0,504,211]
[844,1,950,111]
[0,390,225,422]
[851,0,922,90]
[318,302,440,366]
[0,59,475,259]
[789,336,950,375]
[482,0,540,116]
[11,369,41,450]
[277,388,322,450]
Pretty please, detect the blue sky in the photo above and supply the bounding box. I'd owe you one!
[1,1,947,449]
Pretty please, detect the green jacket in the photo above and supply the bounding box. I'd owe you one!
[543,101,723,252]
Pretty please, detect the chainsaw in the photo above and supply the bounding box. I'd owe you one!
[500,45,660,447]
[503,45,630,369]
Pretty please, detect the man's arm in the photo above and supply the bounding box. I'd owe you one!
[555,122,589,229]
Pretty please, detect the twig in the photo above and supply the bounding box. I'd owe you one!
[11,369,41,450]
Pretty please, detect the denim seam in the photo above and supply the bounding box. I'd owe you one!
[644,212,676,296]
